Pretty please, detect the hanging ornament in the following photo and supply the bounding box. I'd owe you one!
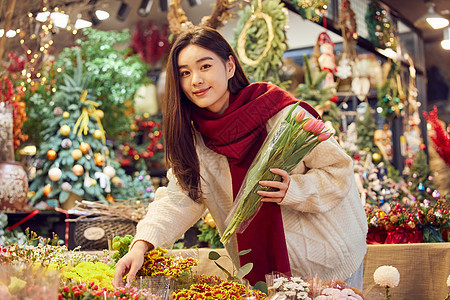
[72,149,83,160]
[111,176,121,185]
[91,179,97,186]
[432,190,440,198]
[47,150,57,160]
[94,154,105,166]
[60,125,71,136]
[43,185,52,196]
[61,182,72,192]
[72,164,84,176]
[93,129,103,140]
[79,142,91,154]
[417,183,425,191]
[53,107,63,116]
[62,111,70,119]
[61,138,72,149]
[103,166,116,178]
[372,152,382,163]
[48,167,62,181]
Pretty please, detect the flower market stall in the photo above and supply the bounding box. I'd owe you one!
[1,0,450,299]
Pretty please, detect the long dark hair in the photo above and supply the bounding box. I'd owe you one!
[163,26,250,202]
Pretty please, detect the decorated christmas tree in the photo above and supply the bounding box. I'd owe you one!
[296,55,341,134]
[407,149,437,203]
[54,28,149,137]
[29,56,121,206]
[355,103,381,162]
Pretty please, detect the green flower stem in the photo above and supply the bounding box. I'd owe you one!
[385,286,390,300]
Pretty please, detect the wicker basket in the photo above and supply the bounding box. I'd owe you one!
[74,216,137,250]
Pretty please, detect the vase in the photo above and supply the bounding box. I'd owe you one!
[134,276,173,300]
[0,161,29,212]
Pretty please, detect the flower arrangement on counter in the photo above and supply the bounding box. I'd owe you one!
[137,247,198,279]
[365,196,449,244]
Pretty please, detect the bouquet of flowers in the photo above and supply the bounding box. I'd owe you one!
[221,101,334,244]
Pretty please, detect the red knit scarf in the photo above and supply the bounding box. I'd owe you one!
[192,82,318,284]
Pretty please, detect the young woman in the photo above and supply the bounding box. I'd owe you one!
[113,26,367,290]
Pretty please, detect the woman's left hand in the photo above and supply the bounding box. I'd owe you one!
[257,168,291,204]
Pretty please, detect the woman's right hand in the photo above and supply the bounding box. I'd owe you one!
[112,240,152,288]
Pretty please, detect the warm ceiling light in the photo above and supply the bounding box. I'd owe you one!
[159,0,169,12]
[36,11,50,22]
[414,1,449,30]
[138,0,153,17]
[117,1,130,21]
[89,10,101,26]
[187,0,201,7]
[441,27,450,50]
[95,10,110,20]
[50,12,69,28]
[75,16,92,29]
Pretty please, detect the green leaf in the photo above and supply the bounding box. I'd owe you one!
[236,262,253,279]
[238,249,252,256]
[208,251,221,261]
[59,191,70,203]
[253,281,268,294]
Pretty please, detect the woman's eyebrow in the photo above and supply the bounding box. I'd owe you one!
[178,56,214,69]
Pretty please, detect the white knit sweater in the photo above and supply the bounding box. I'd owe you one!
[133,104,368,282]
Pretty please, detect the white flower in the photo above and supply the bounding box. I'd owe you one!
[373,265,400,288]
[447,274,450,287]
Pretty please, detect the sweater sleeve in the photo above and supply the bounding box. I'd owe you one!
[280,136,356,213]
[131,169,206,249]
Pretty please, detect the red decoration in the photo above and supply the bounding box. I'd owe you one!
[0,76,28,149]
[423,106,450,167]
[131,21,171,66]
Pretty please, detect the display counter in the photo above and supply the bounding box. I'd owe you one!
[170,243,450,300]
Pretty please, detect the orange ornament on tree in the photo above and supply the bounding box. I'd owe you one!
[93,129,103,140]
[79,142,91,154]
[96,110,104,119]
[71,149,83,160]
[47,150,57,160]
[43,185,52,196]
[72,164,84,176]
[60,125,71,136]
[94,154,105,166]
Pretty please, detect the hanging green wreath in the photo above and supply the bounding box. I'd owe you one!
[365,0,398,49]
[290,0,329,22]
[377,60,405,118]
[233,0,288,88]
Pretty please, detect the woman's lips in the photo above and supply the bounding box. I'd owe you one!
[193,87,210,96]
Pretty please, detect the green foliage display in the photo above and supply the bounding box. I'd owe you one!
[54,28,149,136]
[112,235,134,263]
[0,213,27,245]
[195,220,223,249]
[356,103,379,154]
[295,55,341,134]
[28,56,122,205]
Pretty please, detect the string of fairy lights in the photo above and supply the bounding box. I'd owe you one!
[4,1,109,90]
